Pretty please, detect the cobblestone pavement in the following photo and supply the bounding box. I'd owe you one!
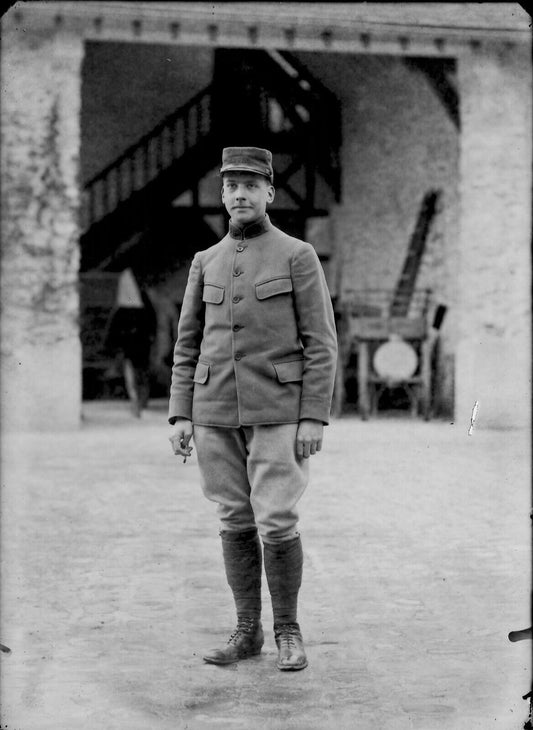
[1,401,531,730]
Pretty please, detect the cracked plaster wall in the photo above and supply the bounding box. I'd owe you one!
[1,28,84,430]
[455,43,532,429]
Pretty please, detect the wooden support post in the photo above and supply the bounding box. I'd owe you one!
[357,339,370,420]
[306,137,316,211]
[420,338,432,420]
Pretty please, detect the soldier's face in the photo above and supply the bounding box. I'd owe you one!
[222,172,275,226]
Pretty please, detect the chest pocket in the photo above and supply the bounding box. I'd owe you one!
[255,276,293,300]
[202,284,224,304]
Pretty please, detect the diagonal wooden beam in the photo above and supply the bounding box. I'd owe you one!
[283,181,306,208]
[275,156,302,186]
[275,157,307,207]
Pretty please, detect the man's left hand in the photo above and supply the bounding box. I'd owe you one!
[296,419,323,459]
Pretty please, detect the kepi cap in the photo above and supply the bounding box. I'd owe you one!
[220,147,273,182]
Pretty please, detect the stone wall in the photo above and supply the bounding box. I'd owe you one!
[456,42,532,429]
[1,28,84,430]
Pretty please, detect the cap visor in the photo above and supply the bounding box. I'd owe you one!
[221,164,271,178]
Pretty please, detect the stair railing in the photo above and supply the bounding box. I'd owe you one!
[83,84,213,230]
[83,52,342,236]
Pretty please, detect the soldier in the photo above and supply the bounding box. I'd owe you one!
[105,269,157,417]
[168,147,337,671]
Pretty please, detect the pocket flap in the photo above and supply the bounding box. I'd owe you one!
[255,277,293,300]
[272,359,304,383]
[193,361,210,384]
[202,284,224,305]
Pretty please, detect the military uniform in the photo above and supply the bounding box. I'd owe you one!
[169,207,335,426]
[169,147,337,671]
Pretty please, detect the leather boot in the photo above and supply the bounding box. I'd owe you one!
[263,536,308,671]
[220,528,262,619]
[274,622,308,671]
[203,617,264,665]
[203,529,263,665]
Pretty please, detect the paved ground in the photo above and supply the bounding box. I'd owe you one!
[0,400,531,730]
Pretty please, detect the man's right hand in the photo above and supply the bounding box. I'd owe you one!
[169,419,194,461]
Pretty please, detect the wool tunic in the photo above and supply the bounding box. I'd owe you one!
[168,215,337,427]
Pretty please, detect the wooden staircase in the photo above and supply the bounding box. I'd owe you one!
[81,85,218,270]
[80,51,342,271]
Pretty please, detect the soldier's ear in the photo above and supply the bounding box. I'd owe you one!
[267,185,275,204]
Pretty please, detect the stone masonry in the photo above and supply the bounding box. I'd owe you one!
[456,42,532,429]
[1,26,84,430]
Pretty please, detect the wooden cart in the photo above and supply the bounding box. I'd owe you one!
[335,289,437,420]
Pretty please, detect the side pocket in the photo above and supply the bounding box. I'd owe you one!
[193,361,210,384]
[272,358,304,383]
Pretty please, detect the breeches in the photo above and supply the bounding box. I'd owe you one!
[193,424,309,544]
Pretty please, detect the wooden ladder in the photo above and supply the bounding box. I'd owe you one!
[389,191,440,317]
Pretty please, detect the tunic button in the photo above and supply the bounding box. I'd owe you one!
[236,246,244,252]
[232,324,241,332]
[234,352,243,361]
[233,270,242,277]
[232,296,241,303]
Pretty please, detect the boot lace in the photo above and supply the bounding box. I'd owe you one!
[275,623,301,648]
[228,617,257,645]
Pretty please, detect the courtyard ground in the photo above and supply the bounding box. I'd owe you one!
[0,400,531,729]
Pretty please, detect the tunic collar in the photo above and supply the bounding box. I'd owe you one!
[228,214,272,241]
